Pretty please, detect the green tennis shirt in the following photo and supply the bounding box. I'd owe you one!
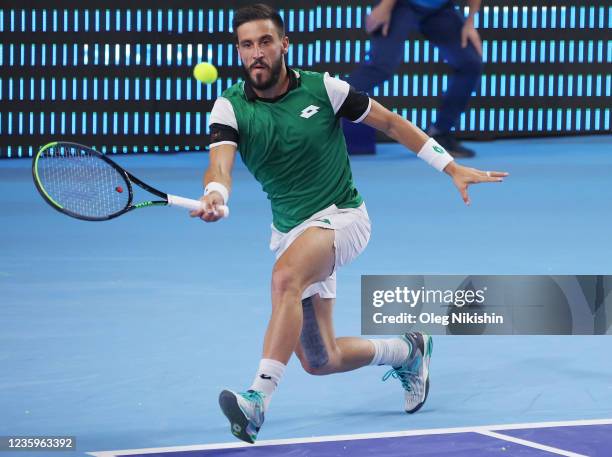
[209,68,371,233]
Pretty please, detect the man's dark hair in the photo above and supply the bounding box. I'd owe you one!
[233,4,285,40]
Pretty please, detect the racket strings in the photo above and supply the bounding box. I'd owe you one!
[37,145,130,218]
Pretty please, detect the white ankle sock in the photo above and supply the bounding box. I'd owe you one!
[368,338,411,367]
[249,358,286,410]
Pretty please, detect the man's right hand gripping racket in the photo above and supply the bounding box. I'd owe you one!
[32,141,229,221]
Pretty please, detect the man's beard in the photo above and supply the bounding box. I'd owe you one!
[242,55,284,91]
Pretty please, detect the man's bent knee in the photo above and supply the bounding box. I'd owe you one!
[299,358,333,376]
[271,265,302,298]
[297,347,338,376]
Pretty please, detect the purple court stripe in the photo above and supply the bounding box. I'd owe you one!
[117,433,557,457]
[498,424,612,457]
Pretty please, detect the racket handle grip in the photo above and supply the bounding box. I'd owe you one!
[167,194,229,218]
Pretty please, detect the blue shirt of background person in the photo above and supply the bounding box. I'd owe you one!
[403,0,449,9]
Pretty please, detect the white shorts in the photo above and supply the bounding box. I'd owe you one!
[269,202,371,299]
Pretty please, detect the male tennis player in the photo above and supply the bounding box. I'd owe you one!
[191,3,507,444]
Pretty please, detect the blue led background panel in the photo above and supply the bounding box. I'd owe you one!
[0,1,610,157]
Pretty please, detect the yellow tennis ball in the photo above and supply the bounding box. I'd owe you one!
[193,62,218,84]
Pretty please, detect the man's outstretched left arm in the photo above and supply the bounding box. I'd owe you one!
[362,99,508,205]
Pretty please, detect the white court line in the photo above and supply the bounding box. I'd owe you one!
[477,430,588,457]
[88,417,612,457]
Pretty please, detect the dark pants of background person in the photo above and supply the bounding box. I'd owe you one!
[345,0,483,153]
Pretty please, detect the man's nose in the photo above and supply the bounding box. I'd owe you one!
[253,44,264,58]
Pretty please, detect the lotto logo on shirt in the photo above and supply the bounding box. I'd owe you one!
[300,105,320,119]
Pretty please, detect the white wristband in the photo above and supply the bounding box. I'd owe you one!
[204,181,229,204]
[417,138,454,172]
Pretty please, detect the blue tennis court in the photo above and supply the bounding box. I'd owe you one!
[1,135,612,456]
[89,420,612,457]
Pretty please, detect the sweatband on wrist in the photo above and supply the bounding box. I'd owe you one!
[417,138,454,172]
[204,181,229,204]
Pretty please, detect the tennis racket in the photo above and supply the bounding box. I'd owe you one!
[32,141,229,221]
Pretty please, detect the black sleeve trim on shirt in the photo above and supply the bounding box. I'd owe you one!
[209,122,239,146]
[337,87,371,121]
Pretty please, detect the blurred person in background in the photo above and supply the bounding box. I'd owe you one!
[347,0,483,157]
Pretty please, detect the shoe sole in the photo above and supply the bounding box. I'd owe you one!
[218,390,256,444]
[405,333,433,414]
